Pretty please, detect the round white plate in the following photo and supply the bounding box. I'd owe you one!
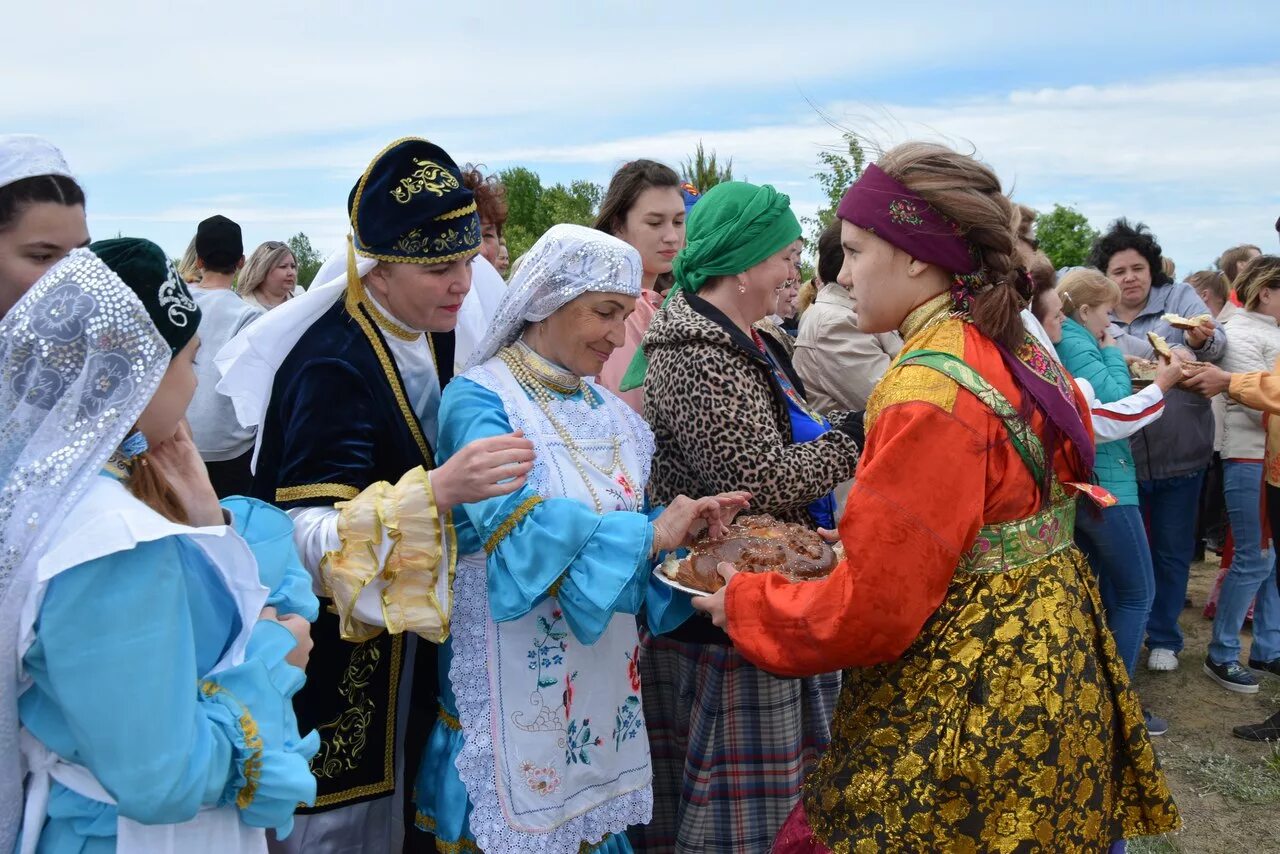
[652,566,717,597]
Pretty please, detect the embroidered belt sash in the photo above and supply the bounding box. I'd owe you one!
[959,499,1076,574]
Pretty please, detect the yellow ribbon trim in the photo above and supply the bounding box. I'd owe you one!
[483,495,543,555]
[200,681,263,809]
[276,483,360,504]
[321,465,455,643]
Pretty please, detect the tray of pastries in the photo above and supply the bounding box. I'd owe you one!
[654,513,838,595]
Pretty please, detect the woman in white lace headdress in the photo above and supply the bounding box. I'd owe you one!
[4,245,320,853]
[413,223,749,854]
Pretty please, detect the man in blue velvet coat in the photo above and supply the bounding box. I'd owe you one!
[229,138,534,853]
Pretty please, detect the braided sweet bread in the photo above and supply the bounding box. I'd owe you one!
[660,514,837,594]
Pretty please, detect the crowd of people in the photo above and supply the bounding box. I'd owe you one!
[1,126,1278,854]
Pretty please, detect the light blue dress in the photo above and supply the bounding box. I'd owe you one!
[413,377,692,853]
[18,477,320,853]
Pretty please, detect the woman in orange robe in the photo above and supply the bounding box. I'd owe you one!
[694,142,1178,852]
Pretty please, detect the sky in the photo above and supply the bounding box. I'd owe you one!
[8,1,1280,272]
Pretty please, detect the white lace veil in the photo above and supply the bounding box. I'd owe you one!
[462,224,643,371]
[0,249,169,849]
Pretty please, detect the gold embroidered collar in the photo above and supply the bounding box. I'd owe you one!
[899,293,953,342]
[512,340,581,395]
[364,292,422,342]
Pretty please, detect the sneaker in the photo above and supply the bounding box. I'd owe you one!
[1248,657,1280,677]
[1147,648,1179,671]
[1143,710,1169,737]
[1204,657,1261,693]
[1233,710,1280,742]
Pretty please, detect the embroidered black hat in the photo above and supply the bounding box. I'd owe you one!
[347,137,481,264]
[91,237,201,355]
[194,214,244,270]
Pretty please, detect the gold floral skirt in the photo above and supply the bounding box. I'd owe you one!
[803,545,1179,853]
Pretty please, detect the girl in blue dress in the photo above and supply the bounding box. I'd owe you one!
[6,244,319,853]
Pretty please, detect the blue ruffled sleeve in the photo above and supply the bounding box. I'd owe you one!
[436,377,655,645]
[221,495,320,621]
[26,535,316,837]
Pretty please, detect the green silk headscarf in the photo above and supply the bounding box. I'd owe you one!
[619,180,801,390]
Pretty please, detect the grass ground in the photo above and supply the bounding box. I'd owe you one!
[1128,556,1280,853]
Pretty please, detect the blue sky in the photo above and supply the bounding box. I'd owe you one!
[8,1,1280,272]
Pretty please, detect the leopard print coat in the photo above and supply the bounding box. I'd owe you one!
[641,290,861,526]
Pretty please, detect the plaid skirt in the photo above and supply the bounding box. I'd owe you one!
[629,629,840,854]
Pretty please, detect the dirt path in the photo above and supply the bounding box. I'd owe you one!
[1131,557,1280,853]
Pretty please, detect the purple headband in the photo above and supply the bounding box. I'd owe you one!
[837,163,978,275]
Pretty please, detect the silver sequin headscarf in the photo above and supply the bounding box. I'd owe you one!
[462,223,642,371]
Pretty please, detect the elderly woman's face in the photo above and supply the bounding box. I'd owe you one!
[1106,249,1153,311]
[539,291,637,376]
[738,245,795,324]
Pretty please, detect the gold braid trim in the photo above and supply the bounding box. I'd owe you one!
[435,201,477,221]
[362,294,420,342]
[200,681,264,809]
[355,245,480,265]
[483,495,543,555]
[321,466,454,643]
[436,837,482,853]
[276,483,360,503]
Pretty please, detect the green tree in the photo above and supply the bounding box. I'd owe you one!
[1034,204,1099,269]
[497,167,603,262]
[802,132,866,248]
[681,141,733,192]
[287,232,324,289]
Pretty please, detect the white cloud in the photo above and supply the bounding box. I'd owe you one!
[17,2,1280,267]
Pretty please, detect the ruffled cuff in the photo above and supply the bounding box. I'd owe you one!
[200,656,319,836]
[555,511,653,645]
[320,465,455,643]
[645,571,695,635]
[222,496,321,621]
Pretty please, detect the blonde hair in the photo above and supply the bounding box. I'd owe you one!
[1219,244,1263,283]
[1187,269,1229,305]
[877,142,1026,349]
[237,241,294,300]
[1056,268,1121,317]
[796,278,819,315]
[178,235,202,285]
[1236,255,1280,311]
[1160,257,1176,281]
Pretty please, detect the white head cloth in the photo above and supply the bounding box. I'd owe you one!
[0,250,169,853]
[463,224,643,371]
[0,135,74,191]
[215,240,376,464]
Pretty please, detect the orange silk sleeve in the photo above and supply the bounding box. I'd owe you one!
[1230,360,1280,415]
[725,398,988,677]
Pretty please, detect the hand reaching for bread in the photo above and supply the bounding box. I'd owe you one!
[651,491,752,556]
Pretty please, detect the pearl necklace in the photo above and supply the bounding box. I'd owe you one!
[498,344,635,514]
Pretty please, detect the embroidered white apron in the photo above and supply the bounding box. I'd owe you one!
[450,360,655,853]
[18,476,271,854]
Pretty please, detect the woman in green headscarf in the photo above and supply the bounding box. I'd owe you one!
[631,182,862,854]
